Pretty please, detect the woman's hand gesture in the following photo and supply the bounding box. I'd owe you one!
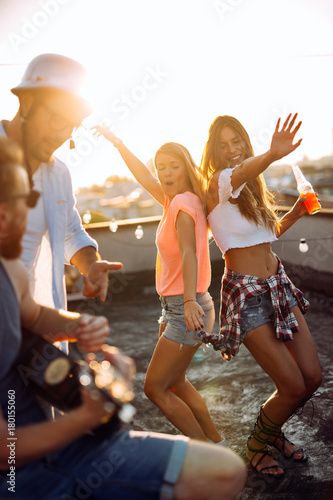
[93,125,121,146]
[270,113,303,160]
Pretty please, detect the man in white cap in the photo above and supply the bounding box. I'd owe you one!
[0,53,121,310]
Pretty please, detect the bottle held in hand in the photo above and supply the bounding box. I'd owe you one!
[292,164,322,215]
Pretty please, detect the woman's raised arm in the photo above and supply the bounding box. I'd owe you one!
[231,113,302,191]
[94,126,164,205]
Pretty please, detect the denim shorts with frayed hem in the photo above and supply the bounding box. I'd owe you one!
[240,288,298,341]
[159,291,215,346]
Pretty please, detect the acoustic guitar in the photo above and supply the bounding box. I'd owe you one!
[17,329,136,437]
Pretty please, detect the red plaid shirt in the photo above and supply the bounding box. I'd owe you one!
[199,257,309,361]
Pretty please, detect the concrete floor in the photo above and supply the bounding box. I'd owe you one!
[70,277,333,500]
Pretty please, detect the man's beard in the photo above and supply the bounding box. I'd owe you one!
[0,230,24,259]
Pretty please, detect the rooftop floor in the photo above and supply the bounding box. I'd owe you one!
[69,278,333,500]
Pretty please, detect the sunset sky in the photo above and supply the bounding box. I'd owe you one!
[0,0,332,189]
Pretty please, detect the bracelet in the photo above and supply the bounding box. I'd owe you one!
[112,137,123,147]
[184,299,196,305]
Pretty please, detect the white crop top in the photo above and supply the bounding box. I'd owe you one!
[207,167,277,255]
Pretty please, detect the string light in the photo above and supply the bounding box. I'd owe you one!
[277,236,332,243]
[83,213,332,249]
[135,225,144,240]
[299,238,309,253]
[109,218,118,233]
[275,235,332,253]
[82,210,91,224]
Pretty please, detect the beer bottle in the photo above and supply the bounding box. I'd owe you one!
[292,164,322,215]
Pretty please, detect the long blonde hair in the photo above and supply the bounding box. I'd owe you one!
[154,142,206,212]
[200,116,279,232]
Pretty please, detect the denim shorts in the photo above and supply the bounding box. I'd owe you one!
[159,292,215,346]
[0,430,189,500]
[240,288,297,341]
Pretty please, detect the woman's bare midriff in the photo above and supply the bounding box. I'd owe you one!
[224,242,278,279]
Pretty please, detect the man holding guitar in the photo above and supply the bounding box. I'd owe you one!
[0,137,246,500]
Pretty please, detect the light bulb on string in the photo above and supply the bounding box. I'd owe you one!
[299,238,309,253]
[82,210,91,224]
[109,218,118,233]
[135,225,144,240]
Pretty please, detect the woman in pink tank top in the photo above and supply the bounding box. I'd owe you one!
[200,113,321,478]
[95,126,227,446]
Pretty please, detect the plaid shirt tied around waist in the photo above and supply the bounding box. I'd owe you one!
[199,257,309,361]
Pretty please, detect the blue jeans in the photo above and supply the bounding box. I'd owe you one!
[240,288,297,341]
[0,430,189,500]
[159,292,215,346]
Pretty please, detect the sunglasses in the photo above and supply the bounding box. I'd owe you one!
[2,190,41,208]
[40,101,81,132]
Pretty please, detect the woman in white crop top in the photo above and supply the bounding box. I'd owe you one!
[200,113,322,478]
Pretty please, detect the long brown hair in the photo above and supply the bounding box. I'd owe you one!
[200,115,279,232]
[154,142,206,212]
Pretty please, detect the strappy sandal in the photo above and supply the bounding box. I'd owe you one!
[247,442,284,478]
[247,405,285,478]
[270,431,308,462]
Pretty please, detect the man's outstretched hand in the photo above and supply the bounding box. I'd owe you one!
[82,260,123,302]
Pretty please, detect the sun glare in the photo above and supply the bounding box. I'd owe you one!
[0,0,332,189]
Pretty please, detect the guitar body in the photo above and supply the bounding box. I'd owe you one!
[18,329,83,411]
[17,329,129,437]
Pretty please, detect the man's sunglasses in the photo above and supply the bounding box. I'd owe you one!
[40,101,81,132]
[1,190,40,208]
